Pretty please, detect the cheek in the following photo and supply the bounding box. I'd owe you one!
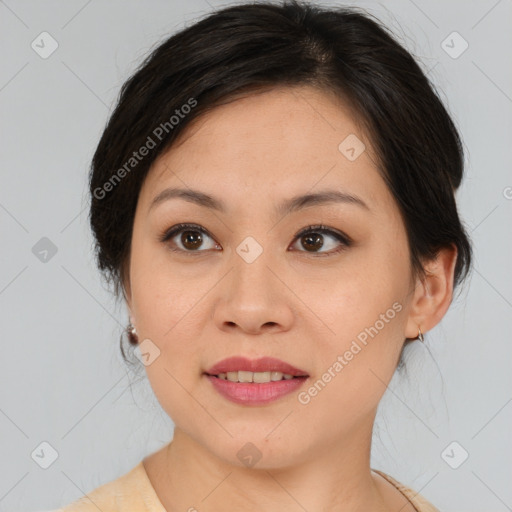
[303,246,409,408]
[316,297,405,389]
[299,305,406,430]
[130,236,194,336]
[129,243,207,413]
[132,263,204,426]
[309,245,408,342]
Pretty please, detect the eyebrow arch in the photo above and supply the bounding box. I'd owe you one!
[149,187,370,215]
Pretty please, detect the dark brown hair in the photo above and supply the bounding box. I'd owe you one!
[88,0,472,360]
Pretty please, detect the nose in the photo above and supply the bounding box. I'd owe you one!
[211,247,294,335]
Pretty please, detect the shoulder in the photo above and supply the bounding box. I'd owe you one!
[53,461,163,512]
[372,469,441,512]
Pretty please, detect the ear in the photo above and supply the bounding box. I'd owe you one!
[121,260,134,324]
[405,244,458,339]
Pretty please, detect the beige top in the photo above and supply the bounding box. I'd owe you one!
[55,461,440,511]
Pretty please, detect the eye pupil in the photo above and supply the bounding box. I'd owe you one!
[302,233,324,252]
[182,230,203,250]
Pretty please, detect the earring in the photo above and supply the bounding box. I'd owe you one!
[417,325,424,343]
[127,323,137,336]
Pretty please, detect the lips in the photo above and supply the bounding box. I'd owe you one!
[205,356,309,377]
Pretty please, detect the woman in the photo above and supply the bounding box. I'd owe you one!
[57,1,472,510]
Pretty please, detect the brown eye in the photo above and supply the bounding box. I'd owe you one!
[301,232,324,252]
[160,223,219,253]
[180,229,204,250]
[160,223,351,257]
[290,225,351,256]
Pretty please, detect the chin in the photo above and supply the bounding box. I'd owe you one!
[197,431,309,471]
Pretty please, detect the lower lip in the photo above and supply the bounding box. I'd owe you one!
[204,375,308,405]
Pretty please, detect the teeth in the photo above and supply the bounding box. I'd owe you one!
[216,371,297,383]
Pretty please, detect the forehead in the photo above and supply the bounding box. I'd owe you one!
[158,85,368,165]
[140,85,392,215]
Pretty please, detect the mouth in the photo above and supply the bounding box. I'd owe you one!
[205,370,307,383]
[205,355,309,380]
[203,356,309,405]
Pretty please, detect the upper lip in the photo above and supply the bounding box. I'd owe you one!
[205,356,309,377]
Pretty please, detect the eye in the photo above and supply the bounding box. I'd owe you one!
[289,224,351,257]
[159,223,219,254]
[159,223,351,256]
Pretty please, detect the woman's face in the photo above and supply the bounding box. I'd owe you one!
[125,85,419,468]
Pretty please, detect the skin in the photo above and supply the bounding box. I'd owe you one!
[123,85,457,511]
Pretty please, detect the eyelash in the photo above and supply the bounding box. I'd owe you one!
[159,223,352,258]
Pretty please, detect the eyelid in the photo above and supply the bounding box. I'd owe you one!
[160,223,211,241]
[292,224,351,245]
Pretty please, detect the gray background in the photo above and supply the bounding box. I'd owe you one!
[1,0,511,510]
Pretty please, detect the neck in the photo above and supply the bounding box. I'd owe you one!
[145,425,390,512]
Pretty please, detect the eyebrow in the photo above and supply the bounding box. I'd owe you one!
[149,187,370,216]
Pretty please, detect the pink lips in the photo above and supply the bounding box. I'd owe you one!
[205,356,309,377]
[204,356,309,406]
